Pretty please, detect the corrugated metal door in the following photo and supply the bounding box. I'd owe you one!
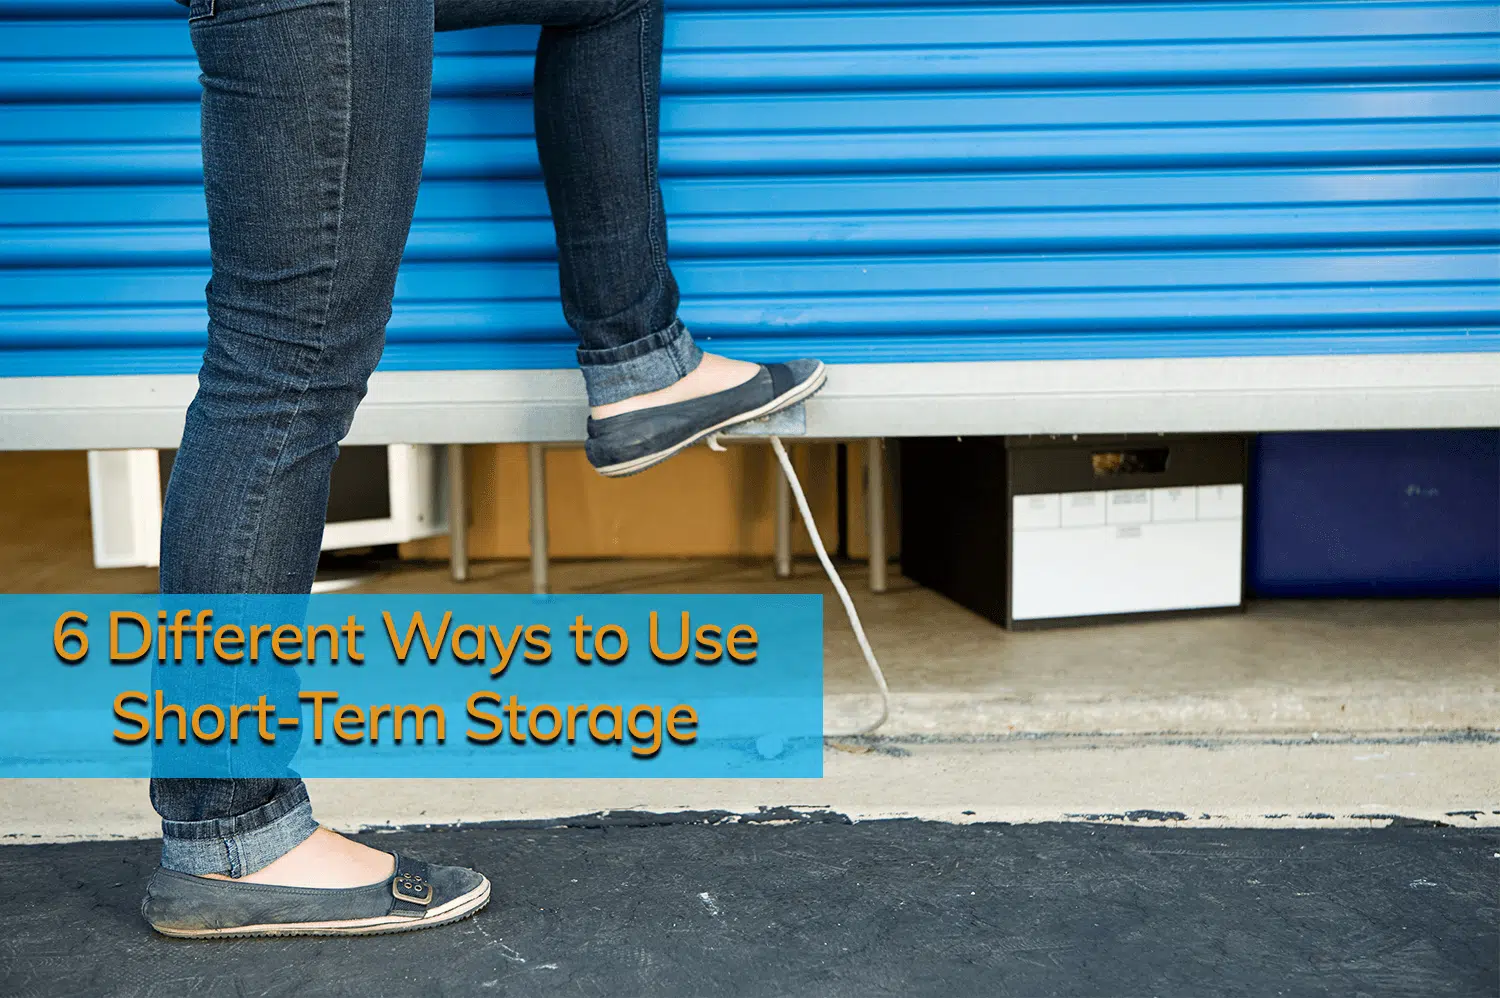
[2,0,1497,378]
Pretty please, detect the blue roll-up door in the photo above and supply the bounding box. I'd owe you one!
[2,0,1497,379]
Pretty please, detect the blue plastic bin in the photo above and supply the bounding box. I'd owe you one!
[1249,430,1500,597]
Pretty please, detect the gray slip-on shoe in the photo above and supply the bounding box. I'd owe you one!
[141,854,490,939]
[586,359,826,477]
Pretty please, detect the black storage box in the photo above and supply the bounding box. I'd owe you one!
[900,434,1250,628]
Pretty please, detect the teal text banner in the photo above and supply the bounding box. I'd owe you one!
[0,594,823,778]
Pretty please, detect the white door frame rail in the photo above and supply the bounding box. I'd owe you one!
[4,355,1497,453]
[8,354,1497,592]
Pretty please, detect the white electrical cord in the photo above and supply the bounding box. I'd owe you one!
[708,432,890,735]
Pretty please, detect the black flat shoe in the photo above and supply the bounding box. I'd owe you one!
[141,854,490,938]
[586,359,826,477]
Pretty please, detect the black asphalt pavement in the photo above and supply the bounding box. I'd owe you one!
[1,813,1495,997]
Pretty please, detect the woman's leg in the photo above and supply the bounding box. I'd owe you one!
[441,0,727,406]
[438,0,823,466]
[154,0,434,884]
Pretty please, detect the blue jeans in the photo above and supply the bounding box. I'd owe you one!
[155,0,700,876]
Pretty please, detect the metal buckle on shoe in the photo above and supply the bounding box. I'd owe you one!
[392,872,433,906]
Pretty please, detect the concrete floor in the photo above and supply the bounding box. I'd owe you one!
[4,450,1494,735]
[1,450,1496,836]
[3,555,1496,837]
[364,558,1500,738]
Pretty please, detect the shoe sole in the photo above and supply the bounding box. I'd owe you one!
[149,877,491,939]
[594,362,827,478]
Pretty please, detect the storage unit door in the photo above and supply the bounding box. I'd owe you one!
[2,1,1497,378]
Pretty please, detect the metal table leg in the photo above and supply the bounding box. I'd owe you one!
[774,454,793,579]
[867,437,887,593]
[528,442,549,596]
[446,443,469,584]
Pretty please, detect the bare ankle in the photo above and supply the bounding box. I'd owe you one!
[590,352,758,419]
[199,827,394,888]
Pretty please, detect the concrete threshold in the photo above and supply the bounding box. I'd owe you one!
[5,731,1496,846]
[1,558,1494,843]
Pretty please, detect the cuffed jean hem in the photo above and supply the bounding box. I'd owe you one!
[577,318,704,406]
[159,788,319,878]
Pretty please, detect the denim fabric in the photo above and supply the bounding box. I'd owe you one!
[155,0,693,875]
[157,791,320,878]
[578,317,703,409]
